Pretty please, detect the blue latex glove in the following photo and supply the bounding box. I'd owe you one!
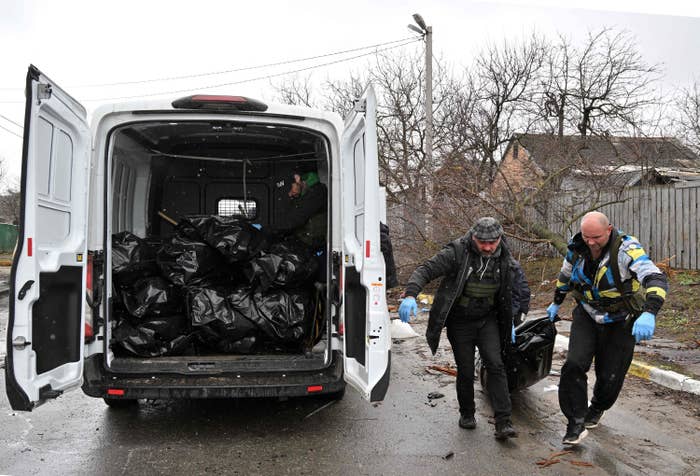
[398,296,418,323]
[546,303,560,321]
[632,312,655,343]
[511,324,516,344]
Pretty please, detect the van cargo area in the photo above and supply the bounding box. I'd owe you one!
[103,119,332,374]
[7,71,390,410]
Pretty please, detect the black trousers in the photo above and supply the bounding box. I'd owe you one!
[559,304,636,423]
[446,315,512,423]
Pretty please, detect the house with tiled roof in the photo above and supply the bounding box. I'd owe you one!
[492,134,700,196]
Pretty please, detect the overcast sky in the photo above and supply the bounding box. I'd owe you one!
[1,0,699,186]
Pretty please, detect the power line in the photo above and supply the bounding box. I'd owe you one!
[0,123,22,139]
[0,36,421,91]
[83,38,421,102]
[0,112,22,129]
[73,36,420,88]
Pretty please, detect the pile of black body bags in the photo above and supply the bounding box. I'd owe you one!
[111,216,320,358]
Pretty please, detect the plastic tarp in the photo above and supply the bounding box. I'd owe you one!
[120,276,184,318]
[228,285,310,344]
[157,234,229,286]
[187,286,258,338]
[182,215,268,264]
[112,313,192,357]
[245,239,318,291]
[505,317,557,391]
[112,216,319,355]
[112,231,159,286]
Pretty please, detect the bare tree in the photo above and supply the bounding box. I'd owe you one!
[534,34,575,138]
[321,73,367,118]
[675,80,700,154]
[0,187,20,225]
[0,158,18,225]
[465,34,546,181]
[270,74,317,107]
[572,28,661,137]
[270,28,672,266]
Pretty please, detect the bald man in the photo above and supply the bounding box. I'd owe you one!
[546,212,668,446]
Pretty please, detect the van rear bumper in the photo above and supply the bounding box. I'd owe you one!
[81,352,345,400]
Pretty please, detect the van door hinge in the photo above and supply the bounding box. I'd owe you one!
[12,336,31,349]
[37,83,52,104]
[353,98,366,113]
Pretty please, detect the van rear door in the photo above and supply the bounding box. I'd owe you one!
[340,85,391,402]
[5,65,90,411]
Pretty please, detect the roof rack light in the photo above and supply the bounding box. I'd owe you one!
[172,95,268,112]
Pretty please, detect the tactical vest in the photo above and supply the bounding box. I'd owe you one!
[457,257,500,318]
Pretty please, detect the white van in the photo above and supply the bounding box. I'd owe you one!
[5,65,391,410]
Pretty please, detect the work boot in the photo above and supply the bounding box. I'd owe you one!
[584,406,604,429]
[494,420,517,440]
[562,421,588,446]
[459,414,476,429]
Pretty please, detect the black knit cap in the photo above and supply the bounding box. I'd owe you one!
[472,216,503,241]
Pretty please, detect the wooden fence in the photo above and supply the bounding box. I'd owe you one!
[510,183,700,270]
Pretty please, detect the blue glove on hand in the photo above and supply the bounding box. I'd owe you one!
[398,296,418,323]
[546,303,560,322]
[632,311,655,343]
[511,324,516,344]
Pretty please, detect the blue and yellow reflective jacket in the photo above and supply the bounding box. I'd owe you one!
[553,229,668,324]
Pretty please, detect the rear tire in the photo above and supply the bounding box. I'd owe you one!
[103,397,137,409]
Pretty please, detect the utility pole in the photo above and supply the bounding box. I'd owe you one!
[408,13,433,172]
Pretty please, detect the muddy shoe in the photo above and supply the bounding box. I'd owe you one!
[459,414,476,429]
[494,420,517,439]
[584,406,604,429]
[562,422,588,446]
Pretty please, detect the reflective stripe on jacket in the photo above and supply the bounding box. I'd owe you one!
[554,229,667,323]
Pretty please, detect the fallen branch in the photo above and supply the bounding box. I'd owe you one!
[304,400,336,419]
[535,450,573,468]
[570,460,595,467]
[548,450,573,458]
[428,365,458,377]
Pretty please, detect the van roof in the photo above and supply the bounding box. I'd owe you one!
[90,96,344,129]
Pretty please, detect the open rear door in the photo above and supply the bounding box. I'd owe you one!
[5,65,90,411]
[340,85,391,402]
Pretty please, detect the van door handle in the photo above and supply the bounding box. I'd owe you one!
[17,280,35,300]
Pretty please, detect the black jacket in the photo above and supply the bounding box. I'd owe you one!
[511,260,531,318]
[278,182,327,232]
[404,231,515,355]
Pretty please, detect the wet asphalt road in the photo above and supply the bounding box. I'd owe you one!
[1,300,699,475]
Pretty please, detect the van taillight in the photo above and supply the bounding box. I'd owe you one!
[172,95,268,112]
[86,254,93,296]
[307,385,323,393]
[85,254,95,343]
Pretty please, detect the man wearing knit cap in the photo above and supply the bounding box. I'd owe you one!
[399,217,519,440]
